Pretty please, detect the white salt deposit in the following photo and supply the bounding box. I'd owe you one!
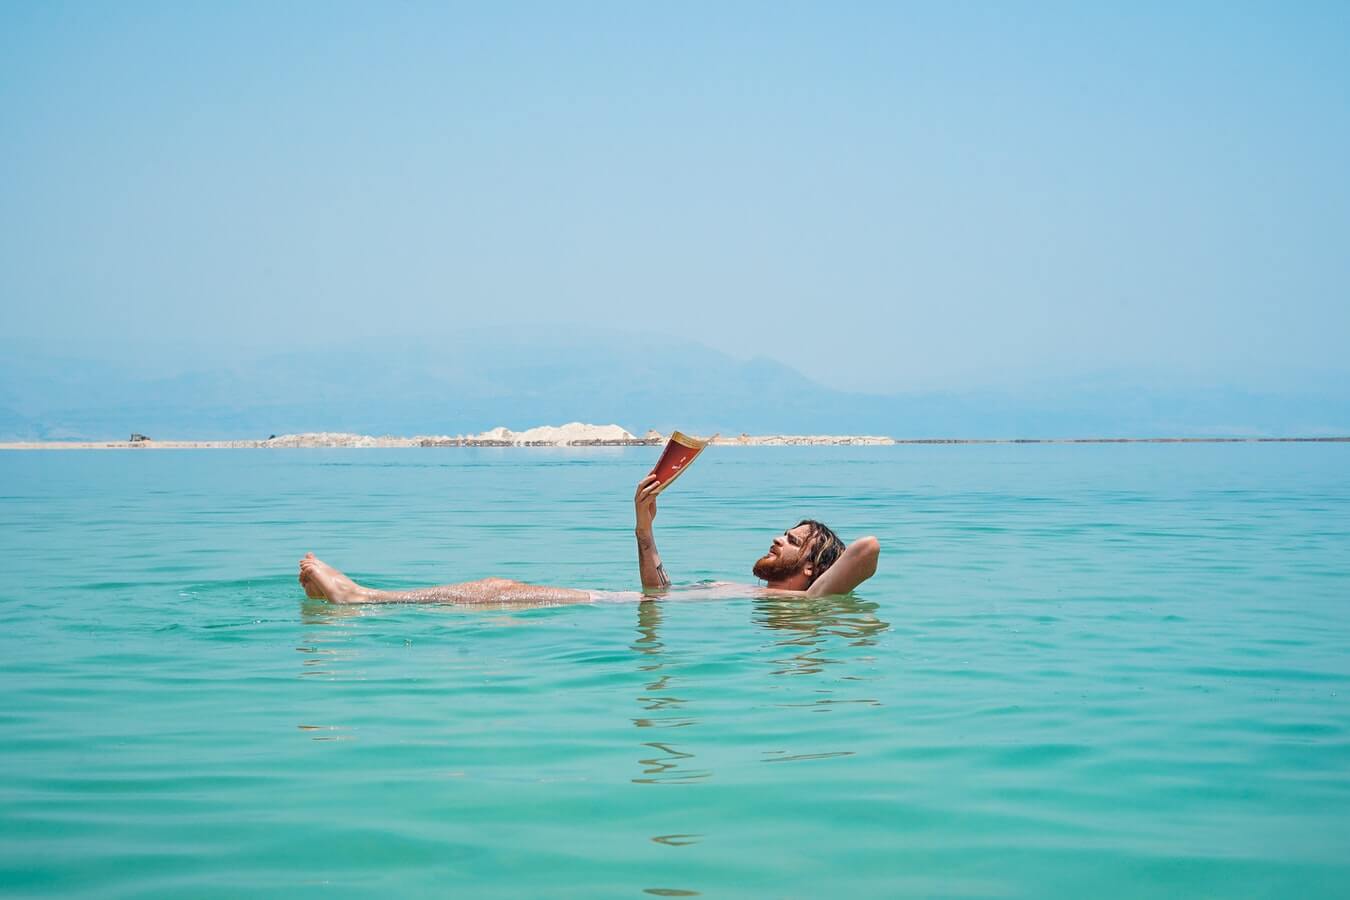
[470,423,637,444]
[1,424,905,449]
[264,432,393,448]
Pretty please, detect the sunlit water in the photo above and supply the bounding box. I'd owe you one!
[1,445,1347,898]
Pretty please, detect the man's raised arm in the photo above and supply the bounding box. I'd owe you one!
[634,474,671,593]
[807,536,881,597]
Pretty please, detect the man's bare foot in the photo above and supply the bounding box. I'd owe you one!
[298,553,370,604]
[298,552,325,598]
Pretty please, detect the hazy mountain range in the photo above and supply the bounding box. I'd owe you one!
[1,332,1346,440]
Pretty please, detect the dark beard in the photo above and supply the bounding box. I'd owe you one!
[752,553,799,582]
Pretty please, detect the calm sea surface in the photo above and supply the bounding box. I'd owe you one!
[1,445,1347,898]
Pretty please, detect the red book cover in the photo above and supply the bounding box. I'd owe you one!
[649,431,712,495]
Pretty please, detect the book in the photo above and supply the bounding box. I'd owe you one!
[649,431,713,495]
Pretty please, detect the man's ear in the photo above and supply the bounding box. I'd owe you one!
[803,564,814,579]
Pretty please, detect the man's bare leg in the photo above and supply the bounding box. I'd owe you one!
[297,553,591,607]
[298,553,370,603]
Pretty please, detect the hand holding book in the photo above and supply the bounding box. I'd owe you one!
[648,431,712,495]
[634,432,714,591]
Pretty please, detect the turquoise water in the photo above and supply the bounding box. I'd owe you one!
[2,445,1348,898]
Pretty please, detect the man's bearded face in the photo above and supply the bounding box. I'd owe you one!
[752,524,814,582]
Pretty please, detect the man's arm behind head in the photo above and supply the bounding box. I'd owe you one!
[806,536,881,598]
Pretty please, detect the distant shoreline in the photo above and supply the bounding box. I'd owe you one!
[1,435,1346,451]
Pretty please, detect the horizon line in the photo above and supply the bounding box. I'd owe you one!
[2,435,1348,451]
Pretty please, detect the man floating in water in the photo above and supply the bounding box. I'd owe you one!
[298,474,880,605]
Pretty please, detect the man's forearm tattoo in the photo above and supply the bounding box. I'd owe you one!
[637,533,670,587]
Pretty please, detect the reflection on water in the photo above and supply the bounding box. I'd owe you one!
[761,749,854,762]
[294,592,888,784]
[753,593,889,643]
[632,599,664,666]
[630,594,890,785]
[753,594,889,677]
[296,723,351,741]
[299,597,367,625]
[631,601,708,783]
[293,642,360,679]
[295,599,365,679]
[634,741,711,785]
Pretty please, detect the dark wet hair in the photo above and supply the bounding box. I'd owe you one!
[796,519,845,585]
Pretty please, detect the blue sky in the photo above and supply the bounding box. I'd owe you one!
[2,1,1347,394]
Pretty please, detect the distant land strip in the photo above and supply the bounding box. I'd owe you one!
[1,434,1347,450]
